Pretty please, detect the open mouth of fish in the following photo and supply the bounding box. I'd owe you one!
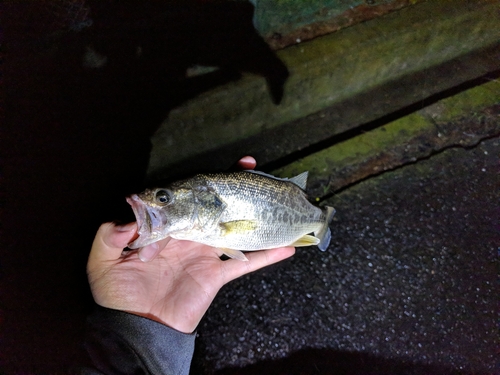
[126,194,166,249]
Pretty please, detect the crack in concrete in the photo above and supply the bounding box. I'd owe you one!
[320,132,500,202]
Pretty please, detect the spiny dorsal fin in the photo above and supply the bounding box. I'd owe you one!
[244,170,308,190]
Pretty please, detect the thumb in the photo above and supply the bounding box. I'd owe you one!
[138,237,172,262]
[88,222,137,266]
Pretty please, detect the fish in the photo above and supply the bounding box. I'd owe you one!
[126,170,335,261]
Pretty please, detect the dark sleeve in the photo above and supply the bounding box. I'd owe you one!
[81,305,196,375]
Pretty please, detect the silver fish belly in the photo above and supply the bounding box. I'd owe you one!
[127,170,335,261]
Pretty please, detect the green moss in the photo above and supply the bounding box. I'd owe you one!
[274,112,432,178]
[274,79,500,182]
[429,80,500,123]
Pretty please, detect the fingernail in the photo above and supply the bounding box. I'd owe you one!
[115,222,136,232]
[239,156,255,165]
[139,242,159,262]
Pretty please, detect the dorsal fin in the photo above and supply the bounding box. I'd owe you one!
[244,170,308,190]
[289,171,308,190]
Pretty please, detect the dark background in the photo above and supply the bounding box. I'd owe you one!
[2,1,287,372]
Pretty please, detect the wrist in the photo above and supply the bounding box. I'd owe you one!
[121,308,196,334]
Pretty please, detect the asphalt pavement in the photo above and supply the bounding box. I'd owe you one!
[191,136,499,375]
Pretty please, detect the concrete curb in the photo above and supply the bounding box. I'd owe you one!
[273,80,500,199]
[148,0,500,181]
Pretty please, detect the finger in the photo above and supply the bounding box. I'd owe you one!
[138,237,171,262]
[223,247,295,282]
[237,155,256,170]
[88,222,137,265]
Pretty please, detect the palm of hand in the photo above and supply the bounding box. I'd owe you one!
[95,241,228,333]
[88,223,294,333]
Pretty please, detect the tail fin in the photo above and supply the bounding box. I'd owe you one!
[316,206,335,252]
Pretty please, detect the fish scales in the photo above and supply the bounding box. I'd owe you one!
[199,173,323,249]
[127,170,335,260]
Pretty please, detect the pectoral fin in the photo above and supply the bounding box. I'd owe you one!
[291,234,320,247]
[220,220,258,236]
[220,248,248,261]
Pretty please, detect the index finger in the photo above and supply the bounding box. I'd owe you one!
[222,247,295,283]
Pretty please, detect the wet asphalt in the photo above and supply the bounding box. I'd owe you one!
[191,137,499,375]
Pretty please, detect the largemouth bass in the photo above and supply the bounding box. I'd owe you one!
[127,170,335,261]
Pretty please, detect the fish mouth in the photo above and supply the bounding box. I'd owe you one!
[126,194,166,249]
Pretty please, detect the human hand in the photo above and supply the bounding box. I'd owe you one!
[87,156,295,333]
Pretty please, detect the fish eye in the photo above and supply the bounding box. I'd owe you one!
[155,190,170,204]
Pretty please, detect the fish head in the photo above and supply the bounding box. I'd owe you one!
[126,185,195,249]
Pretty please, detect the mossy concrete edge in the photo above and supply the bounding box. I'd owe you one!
[272,80,500,199]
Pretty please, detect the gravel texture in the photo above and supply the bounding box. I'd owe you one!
[192,137,499,375]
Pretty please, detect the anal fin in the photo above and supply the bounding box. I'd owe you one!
[220,248,248,261]
[291,234,320,247]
